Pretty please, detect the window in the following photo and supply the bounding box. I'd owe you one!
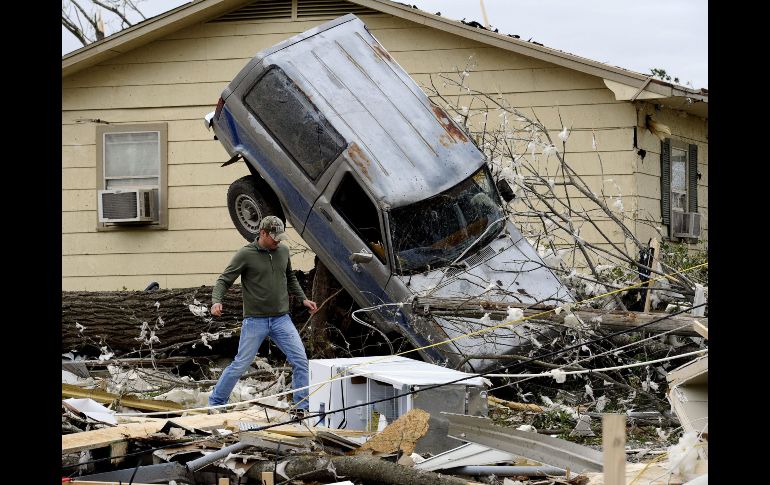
[331,173,387,264]
[245,66,346,180]
[390,166,504,274]
[95,123,168,230]
[661,139,699,239]
[670,146,688,213]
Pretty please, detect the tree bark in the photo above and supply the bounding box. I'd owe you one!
[62,282,313,356]
[246,454,476,485]
[62,286,244,355]
[307,257,355,358]
[413,296,705,337]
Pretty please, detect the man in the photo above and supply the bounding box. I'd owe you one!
[209,216,317,415]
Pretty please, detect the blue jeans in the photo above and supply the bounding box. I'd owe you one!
[209,314,309,410]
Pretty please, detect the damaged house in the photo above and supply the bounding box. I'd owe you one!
[62,0,708,293]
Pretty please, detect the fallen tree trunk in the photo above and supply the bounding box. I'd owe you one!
[246,454,478,485]
[62,286,245,355]
[413,297,706,337]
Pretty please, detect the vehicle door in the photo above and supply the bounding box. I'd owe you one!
[303,167,392,309]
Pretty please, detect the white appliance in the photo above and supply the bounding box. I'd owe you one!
[308,356,488,453]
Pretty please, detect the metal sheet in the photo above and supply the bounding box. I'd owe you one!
[446,413,603,473]
[413,386,481,454]
[416,442,516,471]
[310,356,487,386]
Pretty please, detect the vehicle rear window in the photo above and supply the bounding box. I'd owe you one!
[245,66,346,179]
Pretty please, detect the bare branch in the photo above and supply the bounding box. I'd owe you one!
[92,0,133,29]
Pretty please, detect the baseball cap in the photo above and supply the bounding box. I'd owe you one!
[259,216,289,242]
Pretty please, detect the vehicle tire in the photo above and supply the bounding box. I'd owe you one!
[227,175,285,242]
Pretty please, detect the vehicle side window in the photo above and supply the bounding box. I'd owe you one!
[331,173,387,264]
[244,67,345,180]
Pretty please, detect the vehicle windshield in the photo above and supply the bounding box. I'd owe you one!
[390,166,505,274]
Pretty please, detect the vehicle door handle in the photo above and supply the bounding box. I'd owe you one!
[319,208,332,222]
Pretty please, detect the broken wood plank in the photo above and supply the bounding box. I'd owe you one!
[62,408,275,454]
[313,430,364,450]
[68,482,158,485]
[666,356,708,441]
[260,472,274,485]
[109,441,127,466]
[239,431,308,449]
[692,320,708,339]
[413,296,705,336]
[488,395,543,413]
[666,356,708,385]
[62,383,184,413]
[602,414,626,485]
[263,425,372,438]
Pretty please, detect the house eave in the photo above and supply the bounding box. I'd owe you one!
[62,0,708,110]
[62,0,246,78]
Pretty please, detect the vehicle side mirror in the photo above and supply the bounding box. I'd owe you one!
[496,178,516,203]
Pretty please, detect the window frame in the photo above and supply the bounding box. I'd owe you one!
[95,123,168,231]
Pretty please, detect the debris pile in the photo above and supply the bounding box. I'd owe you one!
[62,322,707,484]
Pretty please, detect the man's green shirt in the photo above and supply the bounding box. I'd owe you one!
[212,241,307,317]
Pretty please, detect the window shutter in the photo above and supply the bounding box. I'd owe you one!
[660,139,671,227]
[688,144,698,213]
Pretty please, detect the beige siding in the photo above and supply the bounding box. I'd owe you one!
[633,103,708,248]
[62,12,706,290]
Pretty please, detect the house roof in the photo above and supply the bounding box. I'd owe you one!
[62,0,707,117]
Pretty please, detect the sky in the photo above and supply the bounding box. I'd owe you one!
[62,0,708,89]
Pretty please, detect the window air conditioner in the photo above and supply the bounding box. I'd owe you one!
[672,211,701,239]
[98,188,159,223]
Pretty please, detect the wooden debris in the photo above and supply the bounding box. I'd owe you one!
[109,441,127,466]
[666,356,708,445]
[62,408,275,454]
[355,408,430,456]
[413,296,707,337]
[67,480,159,485]
[583,461,707,484]
[62,383,184,413]
[314,430,364,451]
[601,414,626,485]
[249,424,371,439]
[488,395,544,413]
[692,320,708,339]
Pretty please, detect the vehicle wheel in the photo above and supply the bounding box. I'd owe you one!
[227,175,284,242]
